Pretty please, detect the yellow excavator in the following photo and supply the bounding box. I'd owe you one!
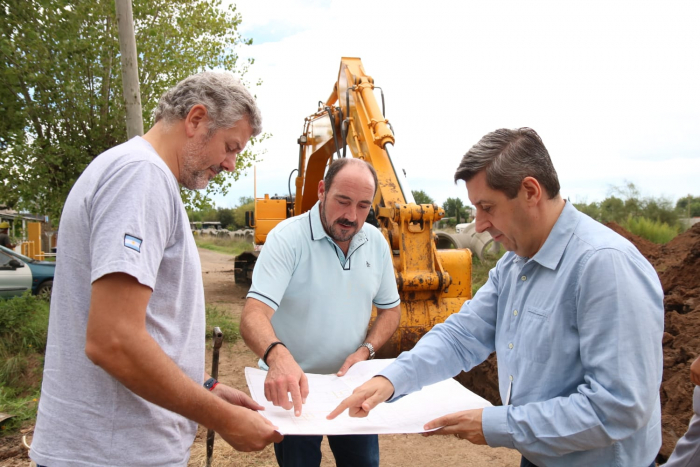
[235,57,473,357]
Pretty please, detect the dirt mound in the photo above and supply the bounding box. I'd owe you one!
[651,223,700,459]
[604,222,700,460]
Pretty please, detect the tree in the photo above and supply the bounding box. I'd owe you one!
[233,200,254,228]
[443,197,468,224]
[216,207,234,229]
[676,195,700,218]
[0,0,265,222]
[412,189,435,205]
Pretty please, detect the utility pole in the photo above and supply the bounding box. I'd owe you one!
[115,0,144,138]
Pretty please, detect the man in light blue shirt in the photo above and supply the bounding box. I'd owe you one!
[329,128,664,467]
[241,158,401,467]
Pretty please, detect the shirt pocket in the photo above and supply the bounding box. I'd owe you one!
[517,306,552,364]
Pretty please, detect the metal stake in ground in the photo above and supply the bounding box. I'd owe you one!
[206,327,223,467]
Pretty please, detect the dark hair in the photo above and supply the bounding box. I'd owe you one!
[324,158,378,196]
[454,127,560,199]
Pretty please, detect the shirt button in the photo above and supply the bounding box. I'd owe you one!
[509,375,514,381]
[513,310,518,316]
[508,343,514,349]
[521,275,527,281]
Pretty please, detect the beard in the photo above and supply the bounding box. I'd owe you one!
[179,135,224,190]
[319,200,360,243]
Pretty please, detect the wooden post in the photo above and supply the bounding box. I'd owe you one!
[115,0,144,138]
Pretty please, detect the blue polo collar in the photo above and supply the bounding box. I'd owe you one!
[530,201,581,270]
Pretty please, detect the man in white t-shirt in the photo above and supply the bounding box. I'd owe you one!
[31,72,282,467]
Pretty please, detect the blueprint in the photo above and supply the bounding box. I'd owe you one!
[245,359,492,435]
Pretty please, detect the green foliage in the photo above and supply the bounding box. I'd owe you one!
[0,293,48,434]
[195,235,252,256]
[204,304,239,344]
[217,207,235,229]
[189,196,254,230]
[472,248,506,296]
[0,292,49,357]
[412,189,435,205]
[233,201,254,228]
[621,216,680,244]
[676,195,700,218]
[574,182,680,237]
[0,0,265,219]
[0,386,41,434]
[443,197,470,224]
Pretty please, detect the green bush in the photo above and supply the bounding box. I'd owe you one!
[472,248,506,296]
[0,292,49,356]
[0,293,48,434]
[622,216,680,244]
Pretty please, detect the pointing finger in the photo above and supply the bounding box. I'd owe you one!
[327,395,358,420]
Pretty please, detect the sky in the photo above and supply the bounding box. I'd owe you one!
[213,0,700,209]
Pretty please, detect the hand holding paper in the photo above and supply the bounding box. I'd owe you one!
[245,359,491,436]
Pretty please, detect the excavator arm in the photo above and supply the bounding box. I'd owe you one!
[239,57,472,357]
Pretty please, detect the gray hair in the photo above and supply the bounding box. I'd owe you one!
[154,71,262,137]
[454,127,560,199]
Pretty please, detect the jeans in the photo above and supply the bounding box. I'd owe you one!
[274,434,379,467]
[521,457,656,467]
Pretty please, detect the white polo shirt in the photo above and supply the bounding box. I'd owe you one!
[248,201,400,374]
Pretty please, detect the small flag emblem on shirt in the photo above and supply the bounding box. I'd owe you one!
[124,234,142,253]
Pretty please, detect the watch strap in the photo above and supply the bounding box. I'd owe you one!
[358,342,375,360]
[204,377,219,391]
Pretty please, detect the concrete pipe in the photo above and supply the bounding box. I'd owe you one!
[435,223,500,262]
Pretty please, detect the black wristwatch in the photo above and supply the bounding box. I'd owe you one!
[358,342,375,360]
[203,377,219,391]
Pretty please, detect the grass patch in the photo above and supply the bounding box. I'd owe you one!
[0,293,49,435]
[472,248,506,296]
[0,386,41,434]
[205,304,240,344]
[621,216,680,244]
[195,235,253,256]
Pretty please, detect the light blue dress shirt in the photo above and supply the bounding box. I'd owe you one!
[248,201,400,374]
[380,201,664,466]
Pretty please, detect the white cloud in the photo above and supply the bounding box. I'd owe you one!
[215,0,700,208]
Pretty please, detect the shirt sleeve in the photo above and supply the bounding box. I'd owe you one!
[89,161,176,289]
[380,259,501,399]
[482,248,664,456]
[372,237,400,309]
[246,225,297,310]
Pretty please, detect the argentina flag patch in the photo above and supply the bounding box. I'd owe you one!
[124,234,143,253]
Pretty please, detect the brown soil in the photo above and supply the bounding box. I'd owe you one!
[601,222,700,461]
[637,222,700,461]
[189,248,521,466]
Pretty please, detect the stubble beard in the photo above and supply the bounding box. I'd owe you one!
[320,200,359,243]
[180,135,223,190]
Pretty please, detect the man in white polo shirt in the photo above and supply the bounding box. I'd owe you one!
[241,158,401,467]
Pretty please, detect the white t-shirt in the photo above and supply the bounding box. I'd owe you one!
[31,137,205,467]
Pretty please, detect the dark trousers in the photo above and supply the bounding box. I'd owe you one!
[274,434,379,467]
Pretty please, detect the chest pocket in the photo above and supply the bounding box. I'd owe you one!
[517,307,552,364]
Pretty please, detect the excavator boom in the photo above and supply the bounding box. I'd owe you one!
[238,57,472,357]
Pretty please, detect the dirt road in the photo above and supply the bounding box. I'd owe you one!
[190,248,520,466]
